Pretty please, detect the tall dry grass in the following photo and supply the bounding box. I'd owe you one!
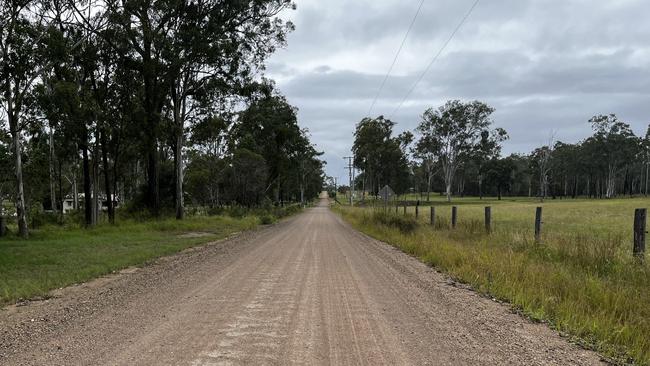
[337,198,650,364]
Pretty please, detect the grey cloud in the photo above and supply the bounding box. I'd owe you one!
[269,0,650,178]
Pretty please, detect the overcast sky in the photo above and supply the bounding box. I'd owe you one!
[266,0,650,182]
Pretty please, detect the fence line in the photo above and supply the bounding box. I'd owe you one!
[384,202,647,260]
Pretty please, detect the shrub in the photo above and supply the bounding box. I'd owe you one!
[207,206,224,216]
[227,206,247,218]
[366,211,418,233]
[260,214,275,225]
[270,204,301,219]
[30,211,60,228]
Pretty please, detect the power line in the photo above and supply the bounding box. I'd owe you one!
[367,0,425,117]
[390,0,481,118]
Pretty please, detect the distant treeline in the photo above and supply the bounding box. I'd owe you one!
[342,100,649,202]
[0,0,324,238]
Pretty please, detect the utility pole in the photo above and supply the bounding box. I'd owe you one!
[344,156,354,206]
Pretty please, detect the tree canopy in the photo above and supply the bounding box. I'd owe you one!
[0,0,324,236]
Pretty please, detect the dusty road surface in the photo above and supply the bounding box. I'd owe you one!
[1,198,604,365]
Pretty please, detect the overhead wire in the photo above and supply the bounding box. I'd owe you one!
[367,0,425,117]
[389,0,481,118]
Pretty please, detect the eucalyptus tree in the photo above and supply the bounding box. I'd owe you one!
[642,125,650,195]
[232,93,303,204]
[353,116,395,197]
[551,142,581,197]
[291,130,324,207]
[223,148,268,206]
[412,140,437,201]
[0,0,48,236]
[353,116,411,196]
[470,128,508,199]
[38,10,108,226]
[166,0,295,219]
[0,130,13,215]
[531,144,553,200]
[585,114,638,198]
[182,113,229,207]
[484,156,517,200]
[416,100,500,202]
[69,0,294,216]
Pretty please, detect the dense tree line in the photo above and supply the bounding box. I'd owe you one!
[0,0,324,237]
[352,100,649,202]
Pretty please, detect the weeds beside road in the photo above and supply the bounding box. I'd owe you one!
[335,198,650,365]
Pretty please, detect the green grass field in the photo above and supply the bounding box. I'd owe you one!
[335,197,650,365]
[0,215,261,306]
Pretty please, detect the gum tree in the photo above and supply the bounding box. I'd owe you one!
[416,100,500,202]
[0,0,46,236]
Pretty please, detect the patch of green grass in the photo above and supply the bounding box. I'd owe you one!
[335,197,650,365]
[0,215,261,306]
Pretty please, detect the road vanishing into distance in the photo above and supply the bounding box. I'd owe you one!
[1,197,603,365]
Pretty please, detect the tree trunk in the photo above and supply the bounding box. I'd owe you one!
[300,184,304,208]
[11,118,28,237]
[572,176,578,199]
[606,165,615,198]
[72,169,79,210]
[101,131,114,224]
[49,126,57,212]
[82,142,93,227]
[444,164,454,202]
[92,139,99,225]
[58,161,64,222]
[643,161,650,196]
[171,84,186,220]
[445,183,452,202]
[175,130,184,219]
[7,82,28,237]
[147,148,159,215]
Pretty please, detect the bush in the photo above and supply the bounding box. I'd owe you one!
[63,209,84,226]
[260,214,275,225]
[366,211,418,233]
[206,206,224,216]
[226,206,247,218]
[30,211,60,228]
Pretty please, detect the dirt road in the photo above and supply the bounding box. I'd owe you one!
[0,198,603,365]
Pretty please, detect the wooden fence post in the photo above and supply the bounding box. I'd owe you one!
[451,206,457,229]
[415,201,419,218]
[633,208,647,260]
[535,207,543,243]
[485,206,492,233]
[404,204,407,216]
[430,206,436,228]
[0,217,6,237]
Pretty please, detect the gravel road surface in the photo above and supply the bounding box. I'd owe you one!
[0,198,604,365]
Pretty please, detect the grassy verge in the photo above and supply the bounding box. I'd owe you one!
[335,198,650,365]
[0,205,301,306]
